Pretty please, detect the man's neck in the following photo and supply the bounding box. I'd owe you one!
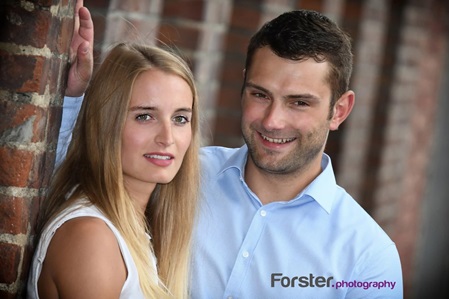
[244,156,322,205]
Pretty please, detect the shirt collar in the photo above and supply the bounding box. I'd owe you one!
[217,145,337,214]
[300,153,337,214]
[217,144,248,178]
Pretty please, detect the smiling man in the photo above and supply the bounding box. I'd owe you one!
[58,8,403,299]
[189,10,403,298]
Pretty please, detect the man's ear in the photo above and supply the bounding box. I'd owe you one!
[329,90,355,131]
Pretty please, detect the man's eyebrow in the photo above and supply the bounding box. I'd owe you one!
[245,82,273,98]
[245,81,320,102]
[287,93,320,102]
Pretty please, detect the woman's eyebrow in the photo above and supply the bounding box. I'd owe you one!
[128,106,156,111]
[128,106,193,113]
[175,108,193,113]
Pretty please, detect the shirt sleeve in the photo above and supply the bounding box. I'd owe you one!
[55,96,83,167]
[345,243,403,298]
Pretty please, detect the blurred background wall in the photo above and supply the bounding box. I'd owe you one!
[1,0,448,298]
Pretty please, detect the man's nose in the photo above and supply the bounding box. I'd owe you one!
[261,102,286,130]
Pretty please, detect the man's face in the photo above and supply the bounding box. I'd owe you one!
[241,47,333,176]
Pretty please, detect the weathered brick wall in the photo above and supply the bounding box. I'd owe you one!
[381,1,447,296]
[1,0,447,298]
[338,0,448,296]
[337,0,448,297]
[0,0,77,297]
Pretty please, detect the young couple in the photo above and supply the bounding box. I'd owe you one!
[28,1,403,298]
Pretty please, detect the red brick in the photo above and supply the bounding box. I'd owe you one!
[53,15,73,54]
[109,0,152,12]
[225,31,250,55]
[2,53,63,95]
[297,0,324,10]
[217,85,242,110]
[86,0,110,9]
[0,242,21,284]
[157,24,200,50]
[0,52,43,93]
[0,100,47,143]
[0,147,34,187]
[214,114,241,137]
[230,6,261,32]
[1,6,51,48]
[0,196,28,235]
[220,56,245,85]
[163,0,205,21]
[43,57,64,95]
[29,150,57,189]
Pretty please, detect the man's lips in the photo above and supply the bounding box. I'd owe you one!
[260,133,296,144]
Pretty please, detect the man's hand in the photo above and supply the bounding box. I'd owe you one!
[65,0,94,97]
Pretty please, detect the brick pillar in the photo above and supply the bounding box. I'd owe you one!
[0,0,76,297]
[158,0,221,145]
[102,0,161,49]
[212,1,262,147]
[338,0,389,205]
[213,0,300,147]
[386,1,447,297]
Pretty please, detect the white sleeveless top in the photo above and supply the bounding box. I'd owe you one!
[27,200,156,299]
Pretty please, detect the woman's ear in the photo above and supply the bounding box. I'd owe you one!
[329,90,355,131]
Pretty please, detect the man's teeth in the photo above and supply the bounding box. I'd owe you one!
[145,154,171,160]
[262,135,295,144]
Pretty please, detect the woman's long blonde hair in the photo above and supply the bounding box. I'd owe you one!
[38,43,200,298]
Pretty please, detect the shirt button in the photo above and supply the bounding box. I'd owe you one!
[242,251,249,258]
[260,210,267,217]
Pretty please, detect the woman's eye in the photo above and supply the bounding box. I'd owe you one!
[135,114,152,121]
[173,115,190,125]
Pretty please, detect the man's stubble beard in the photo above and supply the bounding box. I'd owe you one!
[242,122,329,176]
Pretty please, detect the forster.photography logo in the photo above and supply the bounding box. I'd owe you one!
[270,273,397,290]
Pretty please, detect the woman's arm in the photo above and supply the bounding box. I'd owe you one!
[38,217,127,299]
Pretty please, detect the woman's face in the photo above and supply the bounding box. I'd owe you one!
[121,69,193,197]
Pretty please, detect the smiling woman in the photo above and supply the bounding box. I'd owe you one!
[121,68,194,211]
[27,42,200,299]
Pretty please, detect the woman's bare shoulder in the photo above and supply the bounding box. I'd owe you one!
[38,216,127,299]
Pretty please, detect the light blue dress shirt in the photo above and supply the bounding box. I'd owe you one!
[59,97,403,299]
[55,96,83,167]
[191,145,403,298]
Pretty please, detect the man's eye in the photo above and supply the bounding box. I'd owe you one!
[294,101,308,106]
[173,115,190,125]
[253,92,267,99]
[135,114,152,121]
